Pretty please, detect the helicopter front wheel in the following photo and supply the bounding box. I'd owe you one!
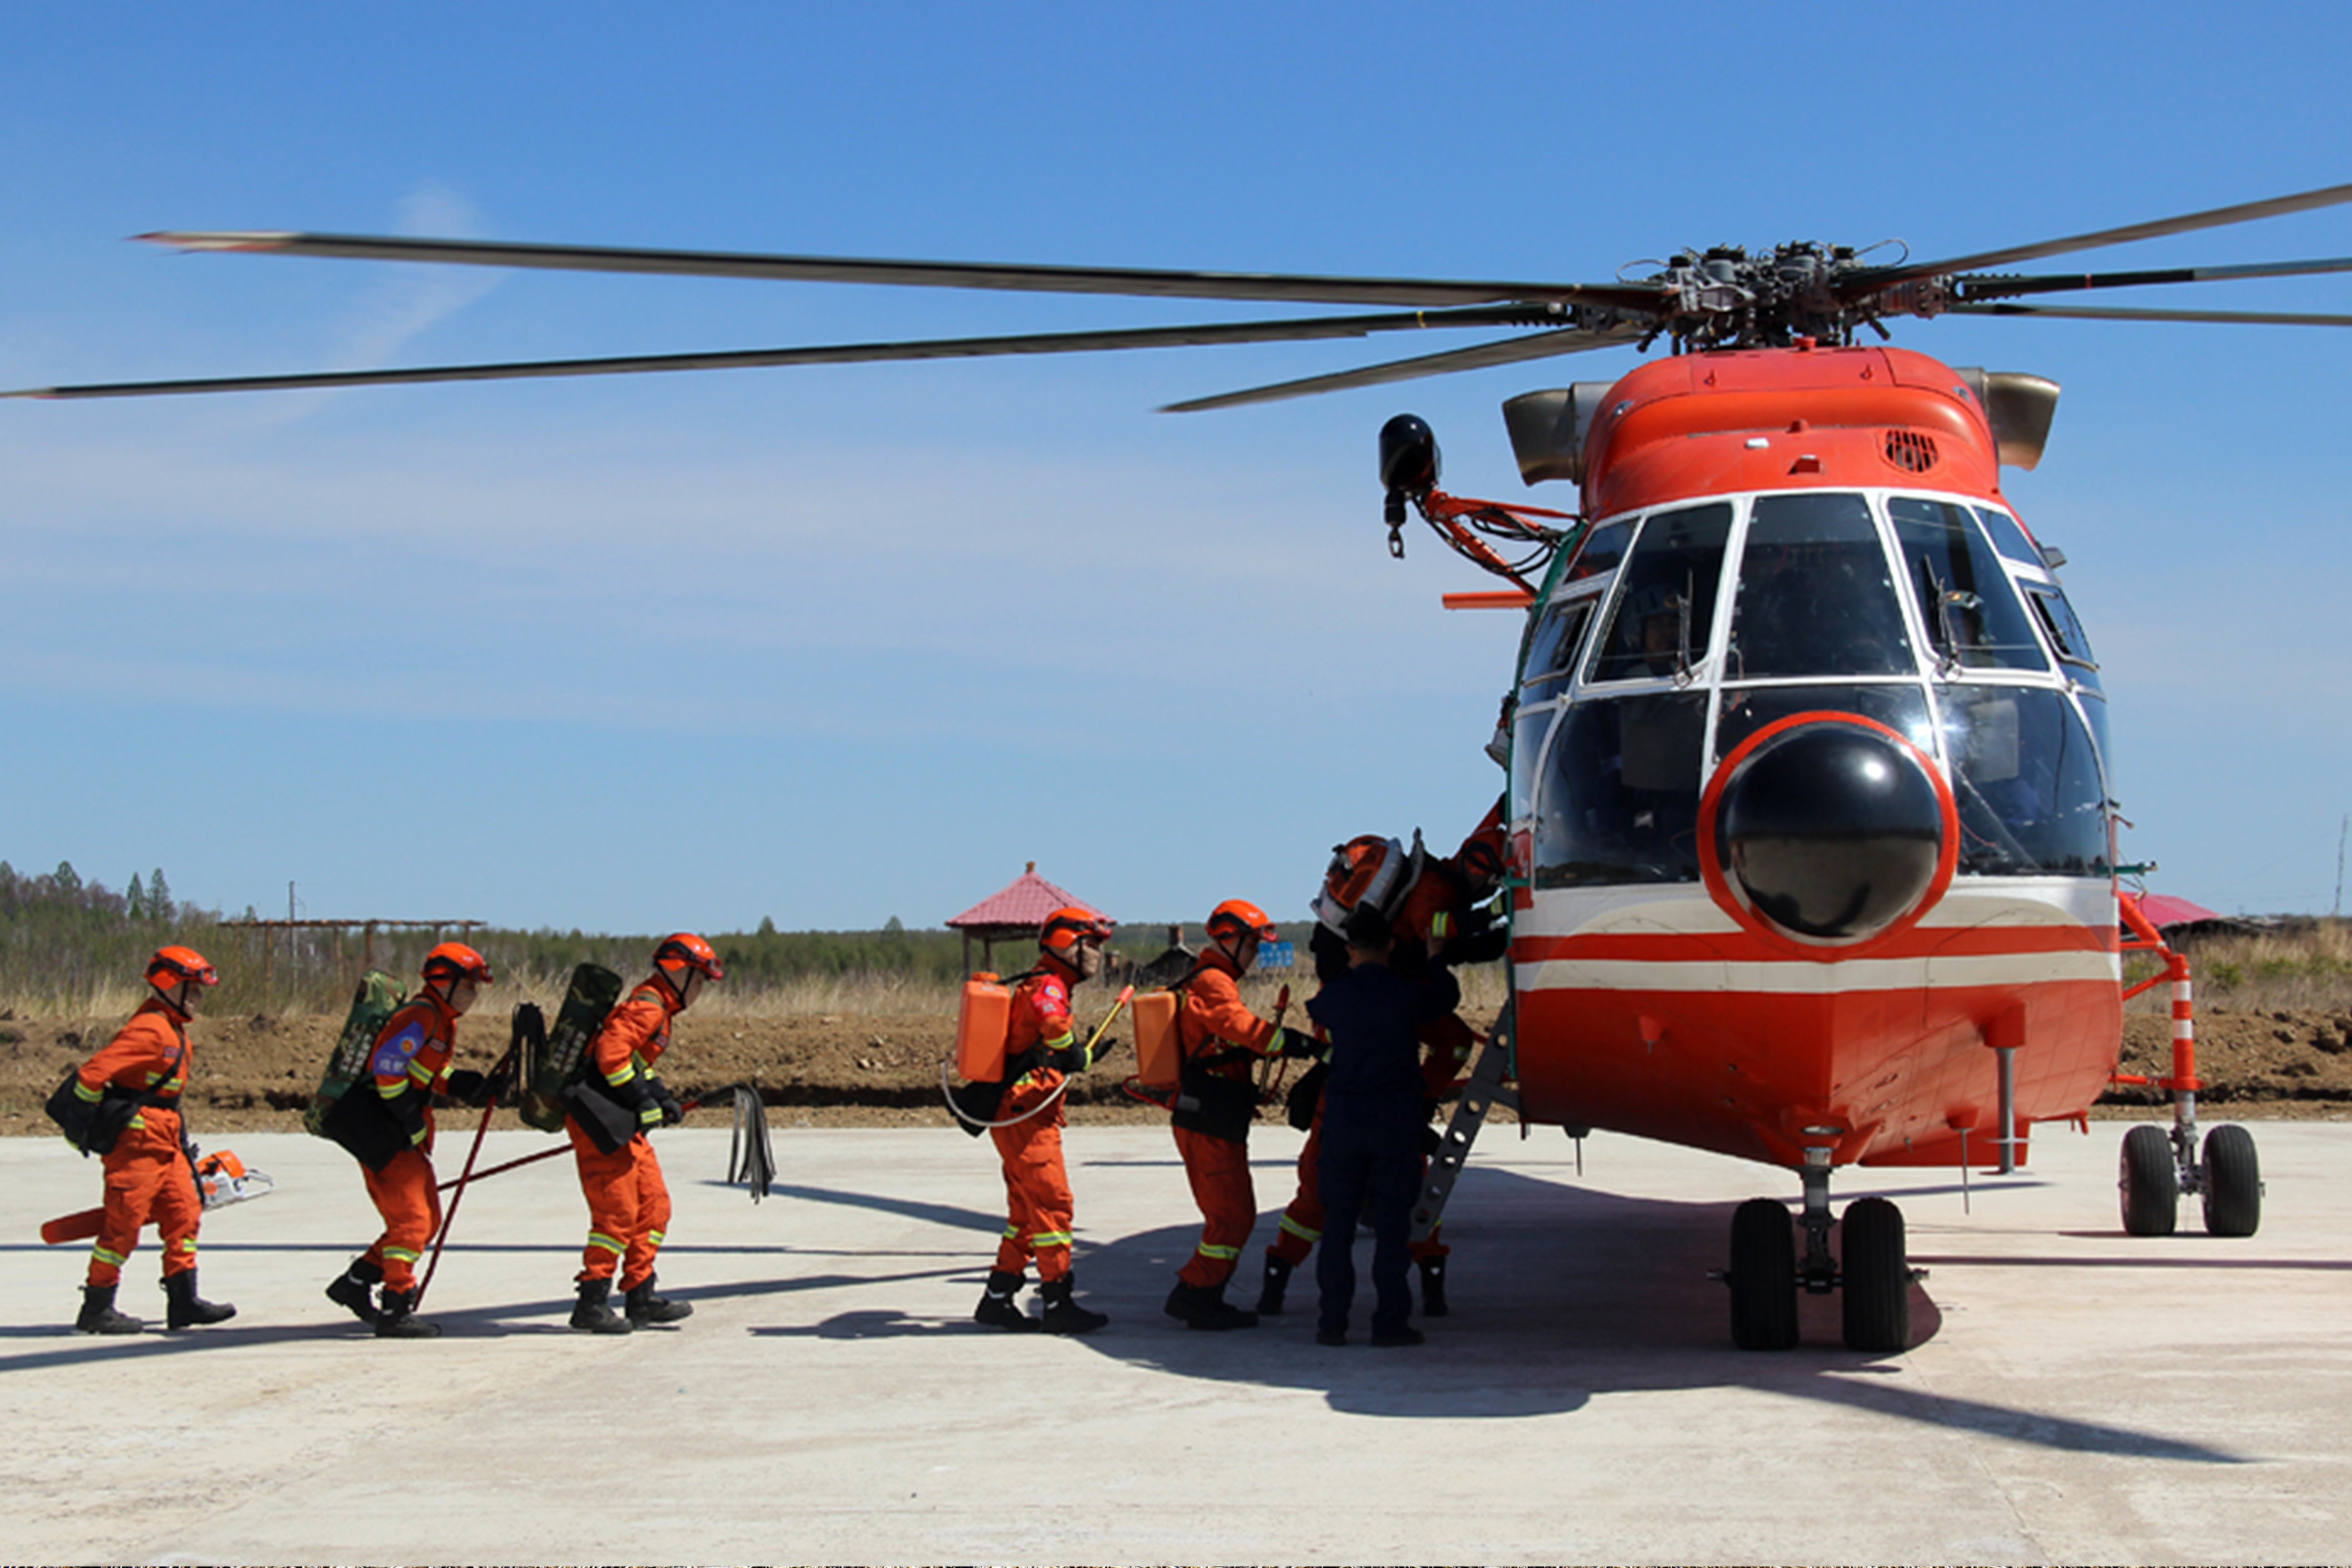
[1726,1197,1798,1350]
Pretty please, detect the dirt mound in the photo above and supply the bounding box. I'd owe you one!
[5,1004,2347,1139]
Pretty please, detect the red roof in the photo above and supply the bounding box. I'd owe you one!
[2134,893,2225,929]
[947,867,1110,930]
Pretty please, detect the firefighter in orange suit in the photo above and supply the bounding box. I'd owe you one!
[1259,817,1506,1318]
[322,942,495,1339]
[563,933,722,1334]
[1164,899,1316,1332]
[62,947,234,1334]
[974,907,1116,1336]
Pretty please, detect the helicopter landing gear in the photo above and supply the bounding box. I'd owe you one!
[1720,1158,1918,1353]
[2120,1112,2263,1238]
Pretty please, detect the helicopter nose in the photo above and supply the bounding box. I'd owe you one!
[1714,720,1945,943]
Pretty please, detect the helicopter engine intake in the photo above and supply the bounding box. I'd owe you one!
[1712,718,1945,943]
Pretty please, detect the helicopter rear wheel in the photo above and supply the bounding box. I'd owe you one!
[2200,1124,2263,1237]
[1839,1196,1910,1354]
[1728,1197,1798,1351]
[2119,1123,2178,1236]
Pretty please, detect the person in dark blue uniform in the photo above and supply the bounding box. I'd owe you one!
[1304,904,1460,1347]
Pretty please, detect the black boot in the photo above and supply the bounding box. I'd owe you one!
[76,1283,143,1335]
[1039,1274,1108,1336]
[569,1278,634,1335]
[374,1287,442,1339]
[163,1270,236,1329]
[1255,1254,1293,1316]
[973,1269,1035,1331]
[624,1274,692,1326]
[325,1258,382,1327]
[1418,1256,1449,1318]
[1165,1279,1257,1331]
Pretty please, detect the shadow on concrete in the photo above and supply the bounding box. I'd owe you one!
[766,1162,2244,1460]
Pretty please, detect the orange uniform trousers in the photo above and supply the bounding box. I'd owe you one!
[991,1080,1074,1283]
[569,1122,671,1287]
[1174,1124,1256,1289]
[362,1147,443,1294]
[86,1114,200,1289]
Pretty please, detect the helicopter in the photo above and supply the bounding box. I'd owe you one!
[13,180,2352,1352]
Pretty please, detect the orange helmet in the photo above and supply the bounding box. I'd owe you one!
[146,946,219,990]
[1314,831,1424,933]
[421,942,494,987]
[654,932,725,982]
[1038,907,1113,967]
[1205,898,1278,947]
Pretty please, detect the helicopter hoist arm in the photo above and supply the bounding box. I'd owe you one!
[1396,490,1575,598]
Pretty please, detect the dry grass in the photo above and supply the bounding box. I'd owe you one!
[2123,920,2352,1014]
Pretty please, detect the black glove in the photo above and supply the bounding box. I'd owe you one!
[483,1053,518,1102]
[1278,1027,1319,1060]
[652,1080,685,1127]
[1084,1035,1120,1068]
[443,1068,488,1105]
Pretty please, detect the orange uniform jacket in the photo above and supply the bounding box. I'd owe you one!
[74,998,190,1136]
[371,993,460,1149]
[589,983,679,1131]
[989,967,1085,1282]
[1174,957,1281,1083]
[571,981,682,1286]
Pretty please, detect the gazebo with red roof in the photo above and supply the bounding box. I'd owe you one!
[947,863,1113,976]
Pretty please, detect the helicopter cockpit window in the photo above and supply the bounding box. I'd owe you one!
[1520,597,1596,702]
[1532,691,1710,887]
[1587,503,1732,684]
[1972,505,2043,566]
[1564,519,1633,582]
[1936,682,2109,876]
[1725,492,1914,679]
[1888,497,2050,673]
[2023,583,2102,690]
[1714,684,1934,769]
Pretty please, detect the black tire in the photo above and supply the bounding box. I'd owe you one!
[1839,1196,1910,1354]
[2120,1123,2178,1237]
[2201,1124,2262,1238]
[1729,1197,1798,1351]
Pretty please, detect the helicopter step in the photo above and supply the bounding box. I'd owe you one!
[1409,1004,1518,1247]
[1717,1158,1925,1354]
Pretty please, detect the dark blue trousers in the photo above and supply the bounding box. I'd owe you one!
[1314,1102,1422,1337]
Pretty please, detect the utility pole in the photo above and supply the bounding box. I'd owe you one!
[2335,813,2346,921]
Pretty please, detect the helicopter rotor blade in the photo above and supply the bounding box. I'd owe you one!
[138,230,1668,312]
[1161,325,1641,413]
[0,305,1564,401]
[1945,302,2352,327]
[1955,254,2352,302]
[1849,179,2352,290]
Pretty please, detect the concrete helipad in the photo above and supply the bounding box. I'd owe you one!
[2,1117,2346,1565]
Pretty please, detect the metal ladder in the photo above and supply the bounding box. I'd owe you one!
[1411,1002,1517,1244]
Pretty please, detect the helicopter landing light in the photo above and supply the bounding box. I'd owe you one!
[1744,437,1769,449]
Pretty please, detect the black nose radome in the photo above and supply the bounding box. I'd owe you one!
[1716,721,1944,942]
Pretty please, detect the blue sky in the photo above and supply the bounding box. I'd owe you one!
[4,2,2349,931]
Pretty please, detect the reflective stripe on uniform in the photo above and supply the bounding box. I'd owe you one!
[73,1079,103,1104]
[587,1232,628,1256]
[384,1247,421,1264]
[1195,1243,1242,1261]
[1030,1230,1073,1249]
[1001,1223,1021,1241]
[646,1229,665,1249]
[1279,1214,1322,1243]
[91,1245,127,1267]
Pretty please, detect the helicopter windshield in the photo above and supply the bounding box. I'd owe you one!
[1972,504,2045,567]
[1725,492,1914,679]
[1588,503,1733,683]
[1889,497,2049,673]
[1521,595,1598,702]
[1938,683,2109,875]
[2023,582,2101,689]
[1532,691,1710,887]
[1564,518,1633,582]
[1714,683,1935,767]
